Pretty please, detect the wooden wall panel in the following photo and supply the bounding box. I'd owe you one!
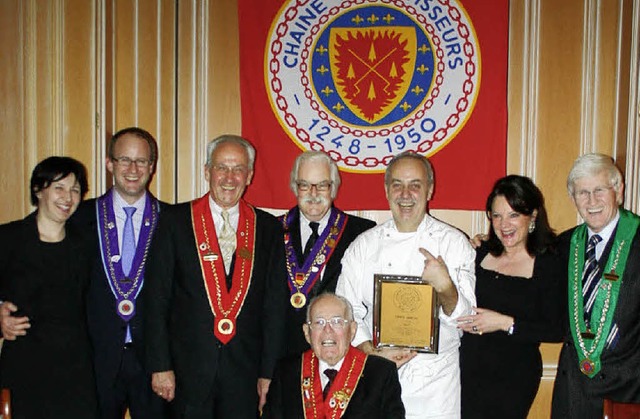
[175,0,204,202]
[0,0,97,219]
[62,0,97,190]
[0,1,27,220]
[209,0,241,138]
[104,0,177,201]
[535,0,586,232]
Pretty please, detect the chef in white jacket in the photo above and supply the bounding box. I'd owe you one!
[336,151,476,418]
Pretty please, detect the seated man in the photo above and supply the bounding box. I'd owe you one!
[263,293,405,419]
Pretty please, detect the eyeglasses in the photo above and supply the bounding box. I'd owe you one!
[112,157,151,168]
[212,164,248,175]
[573,186,613,201]
[296,181,333,192]
[306,317,350,331]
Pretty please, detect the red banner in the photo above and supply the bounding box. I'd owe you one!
[239,0,508,210]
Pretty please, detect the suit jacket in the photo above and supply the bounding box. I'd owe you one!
[0,212,99,417]
[142,200,288,410]
[262,350,405,419]
[552,223,640,418]
[73,194,168,399]
[281,208,375,357]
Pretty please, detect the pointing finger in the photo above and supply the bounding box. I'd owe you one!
[419,247,434,260]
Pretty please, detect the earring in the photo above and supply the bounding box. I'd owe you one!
[528,220,535,233]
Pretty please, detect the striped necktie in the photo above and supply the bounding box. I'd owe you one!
[582,234,602,325]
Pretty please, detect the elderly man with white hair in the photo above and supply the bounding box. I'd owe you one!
[278,151,375,357]
[263,293,405,418]
[552,153,640,418]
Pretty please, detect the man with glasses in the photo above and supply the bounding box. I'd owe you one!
[279,151,375,357]
[85,127,169,419]
[262,292,405,418]
[0,127,168,418]
[142,135,288,417]
[552,153,640,418]
[336,151,476,418]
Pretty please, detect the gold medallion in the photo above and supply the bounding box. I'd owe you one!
[290,292,307,308]
[580,358,595,375]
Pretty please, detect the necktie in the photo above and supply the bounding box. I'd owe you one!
[303,222,320,261]
[219,210,236,273]
[582,234,602,324]
[121,207,137,276]
[323,368,338,400]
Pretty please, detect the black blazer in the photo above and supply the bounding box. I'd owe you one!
[262,352,405,419]
[0,212,99,417]
[552,224,640,417]
[142,201,288,408]
[282,208,375,357]
[73,195,169,399]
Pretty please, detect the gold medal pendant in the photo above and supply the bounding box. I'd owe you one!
[290,292,307,308]
[580,358,595,375]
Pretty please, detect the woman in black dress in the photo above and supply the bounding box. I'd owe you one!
[0,156,99,418]
[459,175,566,418]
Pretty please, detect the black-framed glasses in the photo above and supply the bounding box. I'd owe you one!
[296,180,333,192]
[306,317,350,330]
[112,157,151,168]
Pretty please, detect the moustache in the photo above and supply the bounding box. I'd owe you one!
[301,196,330,206]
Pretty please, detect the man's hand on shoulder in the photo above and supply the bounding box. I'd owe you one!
[0,301,30,341]
[469,233,488,249]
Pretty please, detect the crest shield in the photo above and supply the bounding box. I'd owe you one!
[328,27,416,123]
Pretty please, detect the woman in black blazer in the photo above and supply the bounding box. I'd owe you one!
[0,156,99,418]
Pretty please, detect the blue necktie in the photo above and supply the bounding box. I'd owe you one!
[121,207,137,276]
[582,234,602,325]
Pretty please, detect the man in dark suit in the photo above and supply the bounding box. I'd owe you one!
[143,135,288,418]
[79,127,168,419]
[0,127,168,419]
[279,151,375,357]
[263,292,405,419]
[552,153,640,418]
